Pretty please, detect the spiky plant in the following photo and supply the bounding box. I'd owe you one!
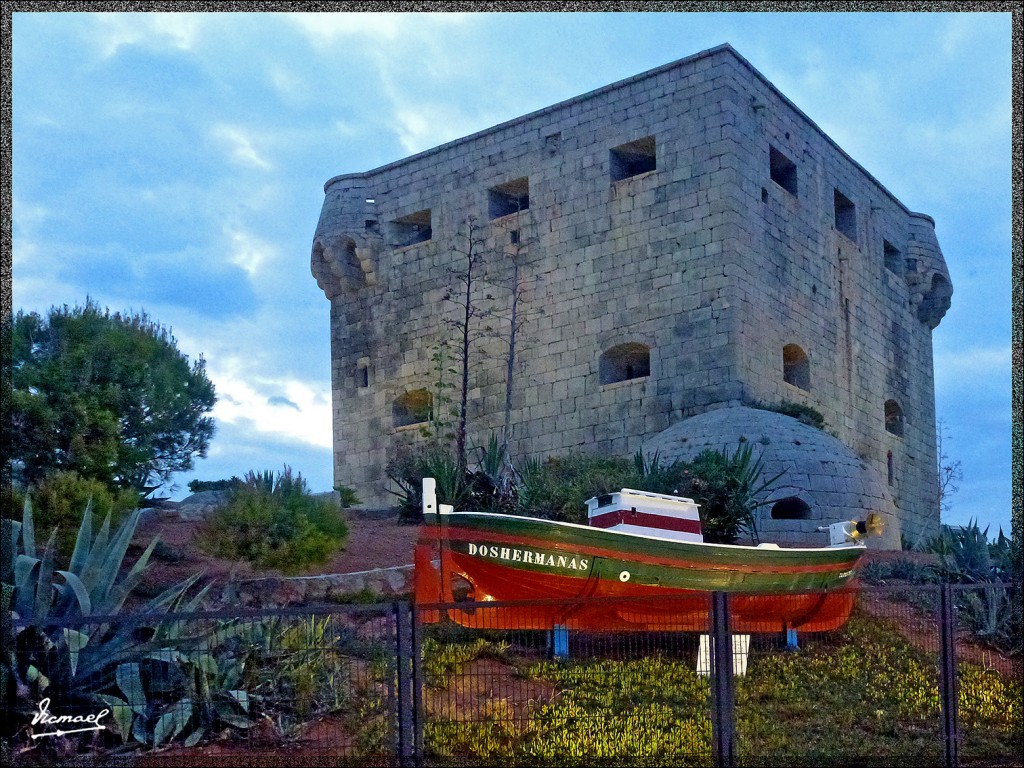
[929,521,1020,654]
[6,499,210,739]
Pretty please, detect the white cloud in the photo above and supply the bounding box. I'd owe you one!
[392,104,494,156]
[92,12,204,58]
[207,362,333,451]
[211,124,274,170]
[938,13,1009,58]
[226,228,277,278]
[287,12,472,45]
[285,11,490,153]
[12,197,49,230]
[334,120,359,137]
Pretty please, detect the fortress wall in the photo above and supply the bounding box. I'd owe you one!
[313,45,950,537]
[716,54,947,541]
[315,47,752,506]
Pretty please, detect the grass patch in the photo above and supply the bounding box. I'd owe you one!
[420,611,1021,766]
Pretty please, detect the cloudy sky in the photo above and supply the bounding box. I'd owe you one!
[10,10,1013,534]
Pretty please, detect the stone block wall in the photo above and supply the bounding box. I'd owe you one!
[312,44,950,543]
[713,54,950,542]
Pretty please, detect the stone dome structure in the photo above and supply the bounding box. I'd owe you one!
[642,406,900,550]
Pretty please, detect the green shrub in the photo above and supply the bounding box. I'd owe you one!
[860,557,940,585]
[5,499,223,753]
[509,446,782,542]
[751,399,827,430]
[386,444,474,522]
[419,611,1020,765]
[0,484,26,520]
[200,466,348,574]
[10,471,139,557]
[334,483,362,509]
[667,444,783,544]
[187,477,242,493]
[516,453,640,523]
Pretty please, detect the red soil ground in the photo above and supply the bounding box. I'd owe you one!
[131,509,422,605]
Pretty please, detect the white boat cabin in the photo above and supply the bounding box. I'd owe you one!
[585,489,703,543]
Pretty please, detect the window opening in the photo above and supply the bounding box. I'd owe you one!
[769,146,798,196]
[610,136,656,182]
[390,209,432,247]
[393,389,432,428]
[489,177,530,219]
[883,240,902,275]
[884,400,904,436]
[599,343,651,384]
[771,497,811,520]
[887,451,894,485]
[782,344,810,390]
[834,189,857,241]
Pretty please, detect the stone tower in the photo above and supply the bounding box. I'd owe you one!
[311,44,951,547]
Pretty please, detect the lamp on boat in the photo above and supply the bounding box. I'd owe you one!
[820,512,885,546]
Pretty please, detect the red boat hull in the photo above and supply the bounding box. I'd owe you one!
[416,532,860,634]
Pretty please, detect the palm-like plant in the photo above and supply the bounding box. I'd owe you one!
[682,444,785,544]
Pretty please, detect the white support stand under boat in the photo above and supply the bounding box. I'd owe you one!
[697,634,752,677]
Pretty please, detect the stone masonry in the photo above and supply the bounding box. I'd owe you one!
[311,44,951,546]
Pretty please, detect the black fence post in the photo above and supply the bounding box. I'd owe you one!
[939,584,960,768]
[395,601,415,767]
[711,591,736,768]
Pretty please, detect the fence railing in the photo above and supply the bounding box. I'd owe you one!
[6,583,1020,767]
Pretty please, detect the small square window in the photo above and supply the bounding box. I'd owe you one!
[610,136,656,182]
[390,209,432,247]
[769,146,798,196]
[488,177,530,219]
[834,189,857,241]
[510,229,520,245]
[883,240,902,275]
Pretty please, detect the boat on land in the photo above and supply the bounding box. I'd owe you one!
[415,479,881,633]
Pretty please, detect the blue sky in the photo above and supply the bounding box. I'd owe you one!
[10,11,1013,534]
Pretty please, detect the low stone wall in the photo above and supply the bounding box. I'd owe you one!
[228,564,416,607]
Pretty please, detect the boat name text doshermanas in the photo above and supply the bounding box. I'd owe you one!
[465,543,590,571]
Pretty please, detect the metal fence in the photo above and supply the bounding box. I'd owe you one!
[6,583,1020,767]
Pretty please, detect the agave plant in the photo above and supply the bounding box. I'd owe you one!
[386,444,471,522]
[96,631,256,747]
[3,498,251,747]
[929,521,1020,654]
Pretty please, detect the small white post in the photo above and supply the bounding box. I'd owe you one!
[422,477,437,518]
[697,634,751,677]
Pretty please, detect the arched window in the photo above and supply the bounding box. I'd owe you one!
[599,343,651,385]
[771,497,811,520]
[884,400,904,436]
[782,344,810,390]
[393,389,432,428]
